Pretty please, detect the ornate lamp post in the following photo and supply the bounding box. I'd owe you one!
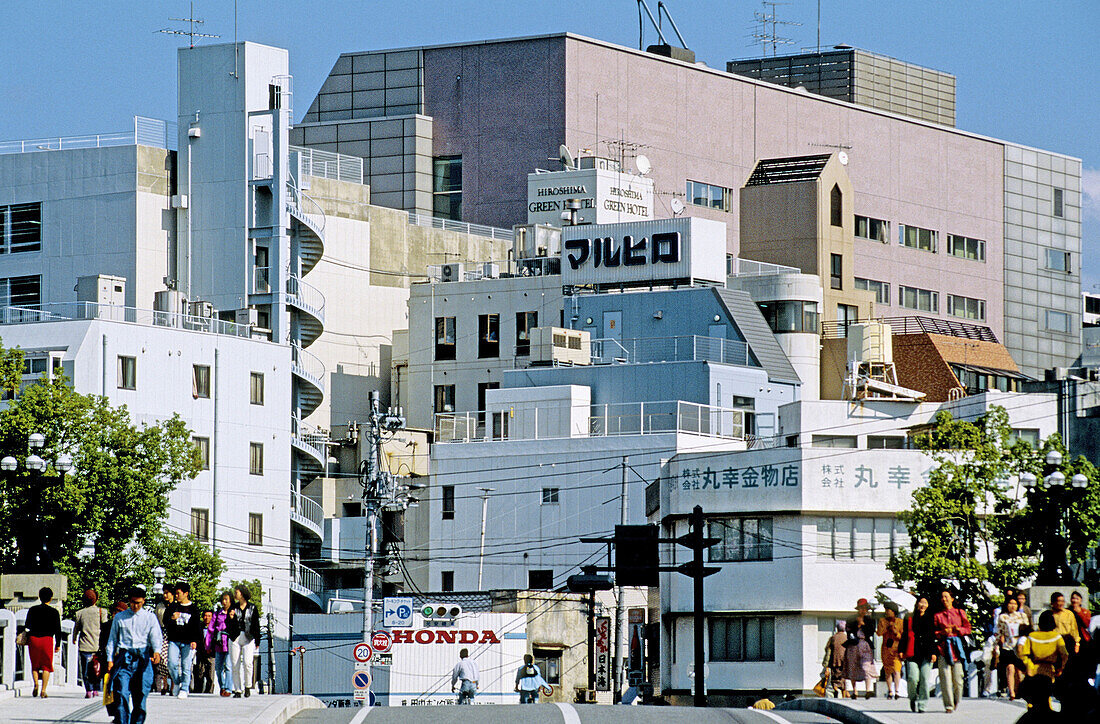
[1,432,73,573]
[1021,450,1089,585]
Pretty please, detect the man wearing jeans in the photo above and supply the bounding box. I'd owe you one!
[106,587,163,724]
[451,648,479,704]
[162,582,201,698]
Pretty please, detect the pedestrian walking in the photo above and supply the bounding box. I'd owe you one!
[72,589,108,698]
[24,586,63,698]
[996,595,1028,700]
[877,602,903,700]
[102,597,128,724]
[105,587,164,724]
[515,653,548,703]
[1069,590,1091,648]
[823,620,847,698]
[211,592,233,696]
[900,594,937,713]
[1017,610,1069,713]
[933,587,972,713]
[191,610,216,693]
[153,585,174,695]
[842,599,875,699]
[1049,592,1080,654]
[227,584,261,697]
[1016,590,1033,624]
[451,647,479,704]
[163,581,201,698]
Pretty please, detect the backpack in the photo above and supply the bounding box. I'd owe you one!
[523,664,538,678]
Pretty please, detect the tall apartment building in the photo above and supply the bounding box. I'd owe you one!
[294,33,1083,379]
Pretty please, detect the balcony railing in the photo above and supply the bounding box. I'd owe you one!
[291,414,328,460]
[290,145,363,185]
[291,557,323,602]
[286,275,326,319]
[291,490,324,537]
[588,335,752,367]
[0,116,177,155]
[407,212,514,242]
[435,400,746,443]
[0,303,251,337]
[291,343,326,386]
[726,257,801,277]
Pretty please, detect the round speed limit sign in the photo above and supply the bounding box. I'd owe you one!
[353,642,373,663]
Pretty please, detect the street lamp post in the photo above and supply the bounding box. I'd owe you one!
[1020,450,1089,585]
[1,432,73,573]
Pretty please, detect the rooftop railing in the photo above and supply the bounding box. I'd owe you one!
[290,145,363,185]
[435,400,747,443]
[820,315,999,342]
[0,302,252,338]
[0,116,178,155]
[426,257,561,283]
[588,335,752,367]
[726,257,802,277]
[407,212,514,242]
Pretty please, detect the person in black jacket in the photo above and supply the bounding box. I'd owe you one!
[162,582,202,699]
[227,584,261,697]
[25,587,63,698]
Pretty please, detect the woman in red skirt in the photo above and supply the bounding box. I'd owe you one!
[25,586,63,698]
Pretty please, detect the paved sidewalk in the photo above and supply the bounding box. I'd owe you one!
[0,689,324,723]
[779,696,1026,724]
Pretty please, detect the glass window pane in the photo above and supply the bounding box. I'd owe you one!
[744,618,761,660]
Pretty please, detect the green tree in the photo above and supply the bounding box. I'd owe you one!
[888,405,1100,626]
[0,363,201,602]
[229,578,264,617]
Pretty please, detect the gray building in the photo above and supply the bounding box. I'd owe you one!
[727,47,956,127]
[293,32,1081,379]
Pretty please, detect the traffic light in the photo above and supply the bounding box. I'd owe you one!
[615,524,659,587]
[421,603,462,623]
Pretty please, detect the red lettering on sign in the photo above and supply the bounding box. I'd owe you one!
[458,630,478,644]
[435,630,456,644]
[390,628,506,644]
[392,630,413,644]
[414,630,435,644]
[479,630,501,644]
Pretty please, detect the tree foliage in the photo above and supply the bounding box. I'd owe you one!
[888,405,1100,626]
[230,578,265,618]
[0,350,201,604]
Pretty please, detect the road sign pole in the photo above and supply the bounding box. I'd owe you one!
[692,505,705,707]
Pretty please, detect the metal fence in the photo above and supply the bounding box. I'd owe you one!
[590,335,751,367]
[0,303,251,337]
[407,212,514,241]
[820,315,998,342]
[290,146,363,184]
[0,116,177,155]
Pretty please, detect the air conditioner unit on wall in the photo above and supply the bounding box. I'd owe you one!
[529,327,591,366]
[482,262,500,279]
[440,263,464,282]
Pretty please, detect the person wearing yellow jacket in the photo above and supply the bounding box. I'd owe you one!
[1017,610,1069,713]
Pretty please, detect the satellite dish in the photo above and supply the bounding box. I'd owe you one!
[670,198,685,216]
[838,151,849,166]
[635,154,652,176]
[559,145,575,171]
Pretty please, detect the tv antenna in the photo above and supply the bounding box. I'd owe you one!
[601,135,647,172]
[157,2,221,48]
[750,2,801,57]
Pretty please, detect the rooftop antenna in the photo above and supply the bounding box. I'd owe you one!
[559,144,576,171]
[636,0,667,50]
[750,2,800,57]
[157,2,220,49]
[657,2,689,48]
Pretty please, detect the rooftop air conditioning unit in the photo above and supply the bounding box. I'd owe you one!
[189,301,214,318]
[529,327,591,366]
[440,263,464,282]
[235,308,259,327]
[482,262,500,279]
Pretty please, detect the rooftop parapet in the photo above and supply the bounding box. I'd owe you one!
[0,117,177,155]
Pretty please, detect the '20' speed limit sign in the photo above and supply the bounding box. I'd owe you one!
[353,642,373,663]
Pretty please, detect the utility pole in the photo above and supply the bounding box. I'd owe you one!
[266,610,276,693]
[612,456,627,703]
[679,505,719,707]
[477,487,494,590]
[360,390,408,642]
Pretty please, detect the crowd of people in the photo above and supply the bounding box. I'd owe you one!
[20,582,263,724]
[822,587,1099,717]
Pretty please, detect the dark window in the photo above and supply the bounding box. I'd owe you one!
[900,224,937,252]
[477,381,499,425]
[191,508,210,542]
[248,513,263,546]
[709,518,772,562]
[854,215,889,242]
[433,156,462,220]
[193,436,210,469]
[342,502,364,517]
[830,253,843,290]
[528,569,554,590]
[541,487,560,505]
[435,317,456,360]
[757,301,819,334]
[830,184,843,227]
[441,571,455,592]
[441,485,455,520]
[899,286,938,313]
[1045,249,1071,273]
[192,364,211,398]
[0,274,42,307]
[812,434,858,448]
[709,616,775,662]
[478,314,500,358]
[434,384,455,414]
[868,435,905,449]
[117,355,137,390]
[249,442,264,475]
[1053,188,1064,218]
[947,234,985,261]
[1,203,42,253]
[516,311,537,356]
[533,648,562,685]
[250,372,264,405]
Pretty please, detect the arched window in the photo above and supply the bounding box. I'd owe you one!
[830,184,843,227]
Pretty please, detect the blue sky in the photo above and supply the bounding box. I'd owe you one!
[2,0,1096,284]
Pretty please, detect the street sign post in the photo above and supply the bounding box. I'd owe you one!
[382,597,414,628]
[595,616,611,691]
